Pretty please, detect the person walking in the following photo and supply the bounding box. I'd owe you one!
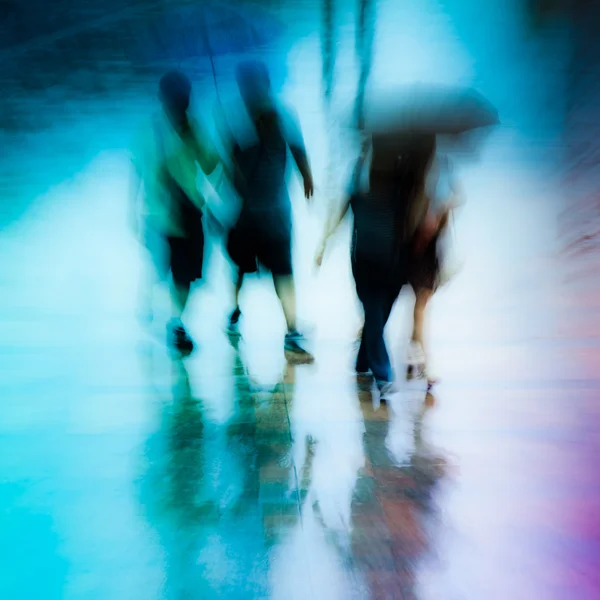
[130,70,227,354]
[222,60,315,364]
[316,133,437,400]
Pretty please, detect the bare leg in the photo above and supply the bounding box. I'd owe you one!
[411,287,435,380]
[233,271,244,312]
[412,288,431,344]
[168,280,195,354]
[172,281,192,322]
[273,275,297,333]
[275,274,313,362]
[227,271,244,331]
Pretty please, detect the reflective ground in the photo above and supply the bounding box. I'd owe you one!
[1,1,599,599]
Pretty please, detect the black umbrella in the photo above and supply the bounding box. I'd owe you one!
[352,83,499,137]
[130,2,285,62]
[128,2,286,102]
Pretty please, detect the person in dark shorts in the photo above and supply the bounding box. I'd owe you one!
[130,70,226,354]
[316,133,437,401]
[223,61,315,363]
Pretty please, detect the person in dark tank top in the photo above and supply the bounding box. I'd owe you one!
[223,60,316,364]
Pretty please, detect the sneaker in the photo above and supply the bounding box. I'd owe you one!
[168,321,195,355]
[407,341,426,380]
[425,371,440,390]
[407,341,426,366]
[284,331,314,364]
[227,308,242,337]
[377,380,397,403]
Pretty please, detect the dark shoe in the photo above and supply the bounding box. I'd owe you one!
[284,331,314,364]
[227,308,242,337]
[168,321,195,355]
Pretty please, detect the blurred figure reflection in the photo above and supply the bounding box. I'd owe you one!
[137,357,217,598]
[347,388,448,599]
[138,342,314,597]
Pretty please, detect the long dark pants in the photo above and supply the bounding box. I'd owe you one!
[354,269,402,384]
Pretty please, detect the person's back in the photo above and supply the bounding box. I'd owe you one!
[234,60,312,213]
[234,107,289,219]
[350,178,405,282]
[223,59,315,363]
[319,134,435,271]
[349,134,435,283]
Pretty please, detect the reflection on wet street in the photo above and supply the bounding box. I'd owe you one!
[2,173,598,600]
[1,1,600,599]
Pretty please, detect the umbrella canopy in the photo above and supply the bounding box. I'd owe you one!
[353,83,499,137]
[128,2,286,64]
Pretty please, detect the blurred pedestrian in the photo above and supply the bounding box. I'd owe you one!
[317,134,436,400]
[223,60,315,364]
[130,70,228,354]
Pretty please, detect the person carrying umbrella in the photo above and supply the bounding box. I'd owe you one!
[317,84,497,395]
[316,132,437,400]
[221,60,315,364]
[372,85,496,385]
[130,70,230,354]
[348,145,464,386]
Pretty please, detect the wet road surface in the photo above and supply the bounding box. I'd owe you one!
[1,1,599,599]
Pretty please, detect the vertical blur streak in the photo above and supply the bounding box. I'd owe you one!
[354,0,375,131]
[198,5,221,108]
[321,0,335,107]
[321,0,340,225]
[561,0,600,255]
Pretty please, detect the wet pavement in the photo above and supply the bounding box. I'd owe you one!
[1,1,600,599]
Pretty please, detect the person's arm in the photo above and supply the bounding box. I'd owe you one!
[315,195,351,266]
[316,156,365,265]
[281,107,314,199]
[290,145,314,199]
[324,196,351,238]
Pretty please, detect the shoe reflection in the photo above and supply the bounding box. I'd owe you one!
[138,342,449,598]
[344,386,449,598]
[139,347,311,598]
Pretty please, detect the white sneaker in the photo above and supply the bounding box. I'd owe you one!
[377,381,398,403]
[407,341,426,366]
